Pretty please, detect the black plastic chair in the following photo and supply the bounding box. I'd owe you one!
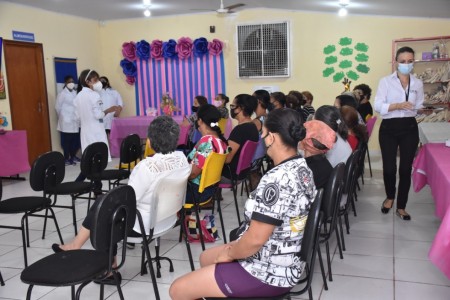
[45,142,108,235]
[317,162,345,291]
[100,134,141,190]
[0,178,8,285]
[355,141,368,196]
[0,151,64,267]
[21,185,136,300]
[204,188,324,300]
[338,150,360,252]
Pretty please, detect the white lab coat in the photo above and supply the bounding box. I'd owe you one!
[99,88,123,130]
[55,87,78,133]
[74,87,111,161]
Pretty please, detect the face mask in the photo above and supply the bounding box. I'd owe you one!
[213,100,222,107]
[192,106,199,113]
[262,132,273,151]
[230,108,239,119]
[92,81,103,92]
[398,63,414,75]
[66,83,75,90]
[266,102,274,112]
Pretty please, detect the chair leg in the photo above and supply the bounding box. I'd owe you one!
[99,282,105,300]
[25,216,30,247]
[325,240,332,281]
[194,202,206,251]
[335,226,344,260]
[48,207,64,245]
[41,208,49,240]
[338,215,346,251]
[26,285,34,300]
[232,185,241,224]
[75,281,90,300]
[21,216,28,267]
[216,194,227,244]
[366,148,373,177]
[316,247,328,290]
[71,196,78,235]
[350,194,357,217]
[71,285,75,300]
[113,271,125,300]
[179,210,195,271]
[0,270,5,286]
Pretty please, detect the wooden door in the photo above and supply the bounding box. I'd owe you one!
[4,40,51,164]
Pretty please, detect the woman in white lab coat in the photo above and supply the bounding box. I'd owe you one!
[99,76,123,135]
[55,75,80,165]
[73,69,118,191]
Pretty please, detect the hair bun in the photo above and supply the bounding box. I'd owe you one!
[289,123,306,143]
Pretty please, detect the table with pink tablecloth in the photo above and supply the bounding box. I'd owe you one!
[412,143,450,279]
[110,116,232,157]
[0,130,31,177]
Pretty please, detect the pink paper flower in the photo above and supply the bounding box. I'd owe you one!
[151,39,164,60]
[176,37,193,59]
[126,75,135,85]
[122,41,136,61]
[208,39,224,56]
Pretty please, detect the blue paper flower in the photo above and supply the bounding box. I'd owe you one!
[120,59,137,77]
[136,40,151,60]
[193,37,209,57]
[162,39,178,59]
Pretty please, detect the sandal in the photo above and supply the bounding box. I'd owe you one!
[51,244,64,253]
[381,199,393,214]
[396,209,411,221]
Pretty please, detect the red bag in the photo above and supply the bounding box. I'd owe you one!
[185,214,219,243]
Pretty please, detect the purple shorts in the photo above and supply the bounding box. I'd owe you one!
[215,262,291,298]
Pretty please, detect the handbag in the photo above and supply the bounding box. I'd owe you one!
[185,213,220,243]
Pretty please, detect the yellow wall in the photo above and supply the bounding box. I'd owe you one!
[1,2,450,153]
[0,2,102,151]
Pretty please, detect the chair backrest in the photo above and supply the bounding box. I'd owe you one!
[119,134,141,165]
[366,116,377,138]
[252,137,266,162]
[149,172,190,231]
[80,142,109,179]
[91,185,136,253]
[235,140,259,176]
[198,152,228,194]
[342,150,360,195]
[30,151,65,192]
[321,162,345,223]
[218,118,227,134]
[178,125,191,146]
[300,188,323,263]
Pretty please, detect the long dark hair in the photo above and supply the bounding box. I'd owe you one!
[315,105,349,140]
[264,108,306,149]
[77,69,99,94]
[340,106,368,143]
[234,94,258,117]
[197,104,228,145]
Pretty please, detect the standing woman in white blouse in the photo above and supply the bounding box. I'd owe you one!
[374,46,424,221]
[99,76,123,136]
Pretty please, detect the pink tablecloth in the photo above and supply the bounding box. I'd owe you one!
[412,143,450,278]
[0,130,31,176]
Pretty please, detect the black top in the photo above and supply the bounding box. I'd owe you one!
[223,122,259,179]
[357,102,373,123]
[305,154,333,189]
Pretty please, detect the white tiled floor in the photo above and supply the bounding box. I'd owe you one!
[0,155,449,299]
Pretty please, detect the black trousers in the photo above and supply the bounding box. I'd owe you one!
[378,117,419,209]
[60,132,80,160]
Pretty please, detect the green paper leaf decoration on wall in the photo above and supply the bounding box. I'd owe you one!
[347,70,360,81]
[322,37,370,83]
[339,37,352,46]
[333,72,345,82]
[356,64,370,73]
[325,56,338,65]
[323,45,336,55]
[323,67,335,77]
[340,47,353,56]
[355,53,369,62]
[339,60,352,69]
[355,43,369,52]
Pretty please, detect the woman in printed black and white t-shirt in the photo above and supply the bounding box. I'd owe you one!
[170,108,317,300]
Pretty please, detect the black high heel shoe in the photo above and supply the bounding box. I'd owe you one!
[381,199,393,214]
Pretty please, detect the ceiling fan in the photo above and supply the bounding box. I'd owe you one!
[191,0,245,14]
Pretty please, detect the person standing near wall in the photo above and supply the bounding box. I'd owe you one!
[55,75,80,166]
[99,76,123,137]
[374,46,424,221]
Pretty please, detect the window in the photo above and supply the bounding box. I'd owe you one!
[237,21,290,78]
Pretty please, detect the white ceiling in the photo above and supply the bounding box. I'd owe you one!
[4,0,450,21]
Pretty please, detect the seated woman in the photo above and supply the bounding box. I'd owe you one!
[181,95,208,143]
[221,94,259,182]
[186,104,229,204]
[270,91,286,110]
[340,106,369,151]
[314,105,352,167]
[334,93,365,124]
[252,89,271,132]
[51,116,191,283]
[169,108,317,300]
[213,93,230,119]
[299,120,336,189]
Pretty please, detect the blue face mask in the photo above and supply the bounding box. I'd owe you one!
[398,63,414,75]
